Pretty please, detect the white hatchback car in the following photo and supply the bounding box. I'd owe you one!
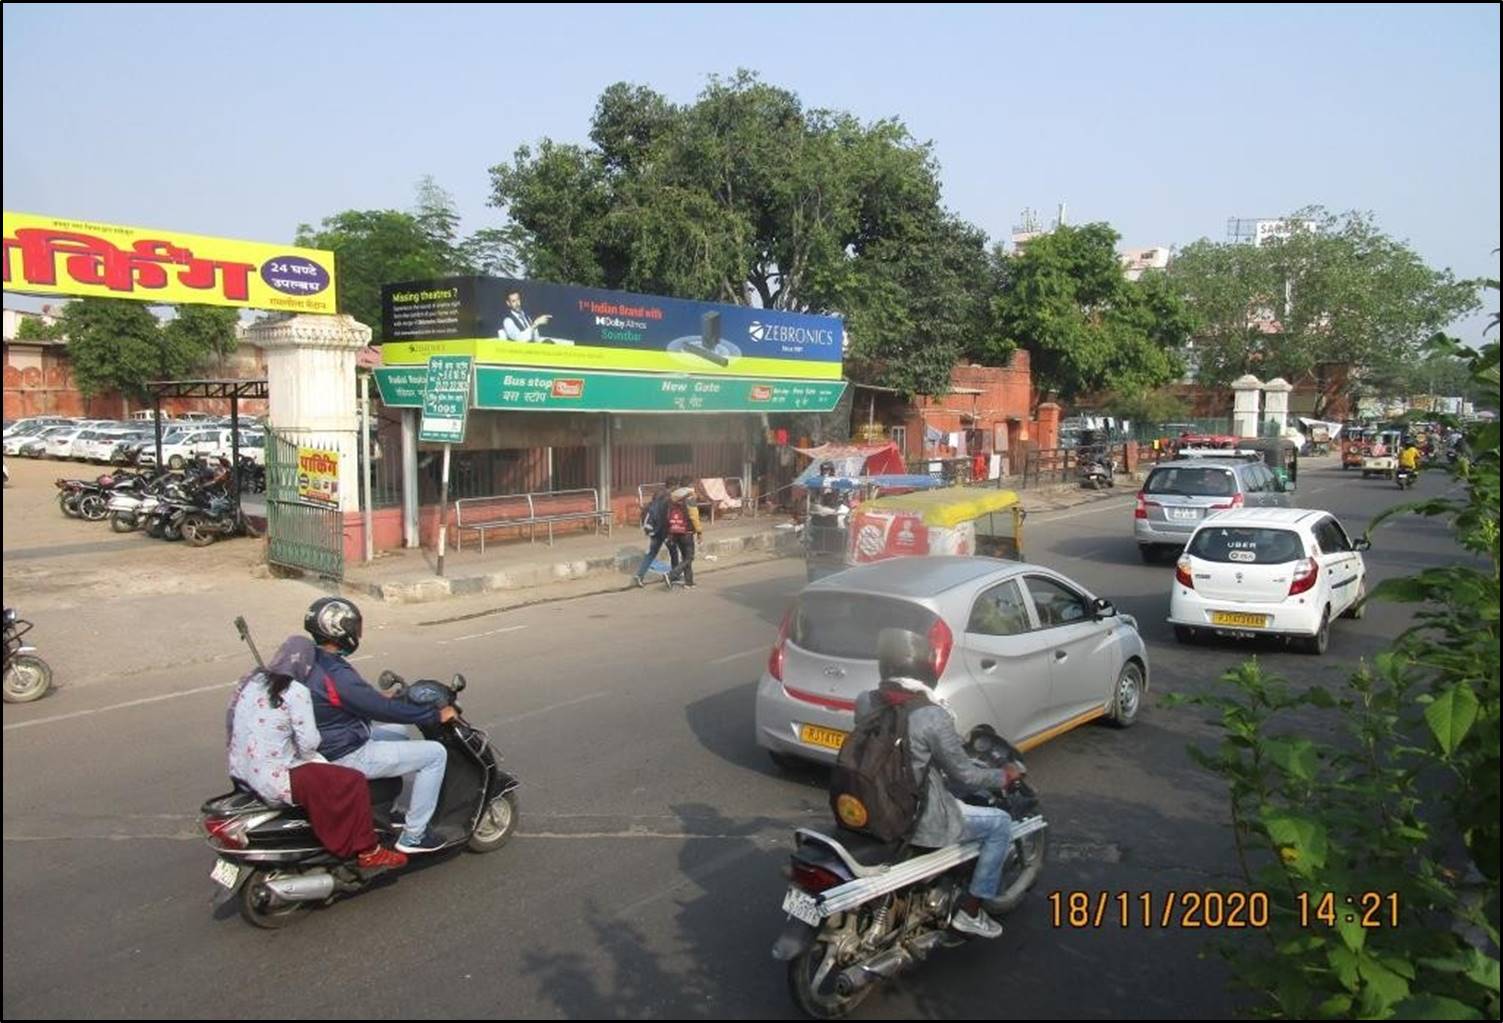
[1169,508,1370,655]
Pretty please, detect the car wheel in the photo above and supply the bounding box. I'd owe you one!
[1173,625,1196,645]
[1108,662,1143,727]
[1301,609,1331,655]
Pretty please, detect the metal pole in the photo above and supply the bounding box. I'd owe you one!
[401,408,418,548]
[436,444,452,577]
[153,391,164,470]
[229,390,241,512]
[361,374,374,564]
[598,414,613,529]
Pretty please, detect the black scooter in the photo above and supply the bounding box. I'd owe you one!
[200,621,520,928]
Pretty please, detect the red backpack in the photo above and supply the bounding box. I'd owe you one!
[667,503,690,535]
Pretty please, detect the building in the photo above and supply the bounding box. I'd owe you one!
[3,304,269,419]
[1119,246,1171,281]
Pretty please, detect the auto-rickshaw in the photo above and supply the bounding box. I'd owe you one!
[801,474,945,581]
[1361,429,1403,479]
[842,486,1026,571]
[1240,436,1301,490]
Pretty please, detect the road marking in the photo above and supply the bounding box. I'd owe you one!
[709,647,765,665]
[3,680,237,732]
[485,690,609,728]
[1031,495,1135,523]
[440,625,529,644]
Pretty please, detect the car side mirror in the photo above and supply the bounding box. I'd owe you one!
[1354,539,1372,552]
[1092,597,1117,618]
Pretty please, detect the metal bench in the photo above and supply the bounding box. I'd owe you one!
[454,488,612,551]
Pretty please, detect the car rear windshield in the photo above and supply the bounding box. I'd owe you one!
[1188,526,1306,564]
[793,592,940,660]
[1146,466,1238,497]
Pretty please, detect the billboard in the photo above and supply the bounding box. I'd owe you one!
[381,276,842,381]
[374,365,845,414]
[2,211,338,314]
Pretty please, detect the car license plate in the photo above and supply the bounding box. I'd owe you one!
[799,724,848,751]
[210,859,241,889]
[782,886,823,925]
[1168,507,1201,522]
[1211,611,1269,628]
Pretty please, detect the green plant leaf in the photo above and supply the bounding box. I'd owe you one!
[1425,684,1480,756]
[1264,814,1329,874]
[1392,995,1485,1019]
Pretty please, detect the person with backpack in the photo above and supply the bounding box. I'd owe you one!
[837,627,1021,939]
[631,480,678,587]
[664,486,700,588]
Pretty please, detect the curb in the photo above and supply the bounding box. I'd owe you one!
[354,528,805,605]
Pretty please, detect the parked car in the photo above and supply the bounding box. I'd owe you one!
[45,428,88,460]
[755,557,1148,768]
[1133,458,1293,562]
[1168,508,1369,656]
[16,425,74,458]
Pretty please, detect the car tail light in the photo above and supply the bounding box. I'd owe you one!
[1134,492,1148,519]
[202,815,249,850]
[1288,558,1319,596]
[789,860,844,894]
[768,606,794,682]
[1211,493,1245,510]
[1175,556,1195,589]
[927,617,954,679]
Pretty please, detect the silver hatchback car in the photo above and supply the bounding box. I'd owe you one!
[754,557,1149,767]
[1134,458,1293,562]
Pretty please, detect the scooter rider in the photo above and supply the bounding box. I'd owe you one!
[301,597,457,854]
[855,627,1022,939]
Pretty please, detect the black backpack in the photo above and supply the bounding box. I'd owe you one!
[829,690,930,844]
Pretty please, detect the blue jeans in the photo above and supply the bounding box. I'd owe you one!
[960,803,1014,900]
[633,534,675,580]
[335,724,447,843]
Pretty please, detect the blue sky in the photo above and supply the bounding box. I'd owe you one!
[4,3,1498,340]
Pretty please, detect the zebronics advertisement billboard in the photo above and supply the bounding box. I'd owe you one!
[380,276,842,382]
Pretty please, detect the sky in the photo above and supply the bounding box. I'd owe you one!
[3,3,1499,341]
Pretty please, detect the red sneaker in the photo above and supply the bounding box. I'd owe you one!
[356,846,409,871]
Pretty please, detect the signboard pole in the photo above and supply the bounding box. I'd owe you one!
[361,374,374,564]
[437,445,452,577]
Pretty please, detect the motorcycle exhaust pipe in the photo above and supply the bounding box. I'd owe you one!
[835,945,913,995]
[262,872,336,901]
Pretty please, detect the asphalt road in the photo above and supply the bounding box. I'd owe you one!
[1,457,1466,1019]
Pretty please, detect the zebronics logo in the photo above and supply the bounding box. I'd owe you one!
[551,379,585,399]
[747,321,836,347]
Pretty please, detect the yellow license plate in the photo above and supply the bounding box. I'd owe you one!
[800,724,849,750]
[1211,611,1269,628]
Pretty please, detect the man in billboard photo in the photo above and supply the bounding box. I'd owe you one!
[500,289,558,342]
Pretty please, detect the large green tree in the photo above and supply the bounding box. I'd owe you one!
[990,223,1191,400]
[59,298,209,400]
[163,304,240,376]
[1169,208,1480,413]
[489,72,998,396]
[296,179,516,338]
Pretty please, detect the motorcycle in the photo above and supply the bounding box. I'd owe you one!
[106,473,173,533]
[1077,449,1116,490]
[3,608,54,704]
[199,625,520,928]
[773,726,1047,1018]
[181,492,241,546]
[1395,467,1418,490]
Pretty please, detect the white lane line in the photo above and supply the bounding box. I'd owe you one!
[1031,496,1135,524]
[4,680,237,732]
[440,625,529,644]
[709,647,765,665]
[486,690,610,728]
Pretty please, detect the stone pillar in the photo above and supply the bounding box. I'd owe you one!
[1262,377,1292,437]
[245,313,371,515]
[1232,374,1263,439]
[1035,402,1062,451]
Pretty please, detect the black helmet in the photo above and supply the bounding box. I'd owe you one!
[819,461,836,475]
[877,627,939,688]
[304,596,362,654]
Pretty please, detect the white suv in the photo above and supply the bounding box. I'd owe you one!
[1168,508,1369,655]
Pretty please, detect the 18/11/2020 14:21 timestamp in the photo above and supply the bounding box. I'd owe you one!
[1047,891,1400,929]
